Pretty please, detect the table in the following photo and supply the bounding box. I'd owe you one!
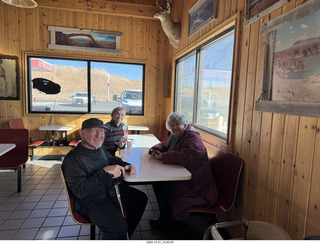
[38,125,75,146]
[121,134,191,183]
[128,125,149,134]
[0,143,16,156]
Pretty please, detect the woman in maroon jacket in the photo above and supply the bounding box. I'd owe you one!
[149,112,218,229]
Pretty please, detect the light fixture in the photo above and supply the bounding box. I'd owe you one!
[1,0,37,8]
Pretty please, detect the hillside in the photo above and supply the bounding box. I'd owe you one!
[31,65,142,101]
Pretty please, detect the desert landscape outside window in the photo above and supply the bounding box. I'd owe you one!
[27,56,145,115]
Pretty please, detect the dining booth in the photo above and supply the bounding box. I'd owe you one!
[0,0,320,240]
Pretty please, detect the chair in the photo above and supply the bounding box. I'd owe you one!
[9,118,45,160]
[59,166,96,240]
[204,220,291,240]
[159,120,168,142]
[0,129,29,192]
[187,149,243,214]
[68,129,81,147]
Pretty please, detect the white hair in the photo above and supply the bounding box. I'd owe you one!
[166,112,189,131]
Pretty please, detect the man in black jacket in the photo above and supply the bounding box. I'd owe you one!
[62,118,147,240]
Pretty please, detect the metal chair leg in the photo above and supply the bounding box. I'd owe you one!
[90,224,95,240]
[114,183,129,240]
[17,165,21,193]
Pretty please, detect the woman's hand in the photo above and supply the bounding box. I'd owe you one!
[103,165,125,179]
[151,150,163,160]
[124,165,136,175]
[115,138,127,148]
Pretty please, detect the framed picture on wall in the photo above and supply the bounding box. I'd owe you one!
[188,0,217,37]
[244,0,290,26]
[255,0,320,118]
[0,54,19,100]
[48,26,124,54]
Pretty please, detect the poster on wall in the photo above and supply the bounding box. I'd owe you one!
[244,0,290,26]
[256,0,320,117]
[48,26,123,54]
[0,54,19,100]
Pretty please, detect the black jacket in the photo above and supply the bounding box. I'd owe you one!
[62,143,129,211]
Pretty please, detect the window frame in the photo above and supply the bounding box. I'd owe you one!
[174,26,236,142]
[26,55,145,116]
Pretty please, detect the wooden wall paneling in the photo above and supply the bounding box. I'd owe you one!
[254,8,281,222]
[3,6,12,53]
[0,4,4,54]
[264,113,285,223]
[233,24,250,215]
[11,8,19,55]
[224,0,232,20]
[276,115,299,229]
[305,119,320,236]
[255,111,272,220]
[288,117,317,239]
[241,20,260,220]
[250,14,271,221]
[231,0,238,15]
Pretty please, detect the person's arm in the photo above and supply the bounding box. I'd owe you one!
[161,133,205,168]
[63,157,114,200]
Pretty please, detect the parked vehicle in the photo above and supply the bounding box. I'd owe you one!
[119,89,142,114]
[71,92,96,106]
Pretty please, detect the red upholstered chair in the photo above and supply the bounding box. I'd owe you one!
[159,120,168,142]
[60,166,96,240]
[188,149,243,215]
[0,129,29,192]
[9,118,45,160]
[68,129,81,147]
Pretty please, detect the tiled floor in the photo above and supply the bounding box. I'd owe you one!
[0,160,216,240]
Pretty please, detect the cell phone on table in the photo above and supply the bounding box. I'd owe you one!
[150,149,160,155]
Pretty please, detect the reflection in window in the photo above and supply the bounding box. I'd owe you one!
[27,56,145,115]
[175,28,235,140]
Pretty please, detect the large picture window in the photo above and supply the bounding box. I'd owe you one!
[175,28,235,140]
[27,56,145,115]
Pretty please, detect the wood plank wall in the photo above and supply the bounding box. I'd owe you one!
[0,0,170,144]
[0,0,319,239]
[171,0,320,240]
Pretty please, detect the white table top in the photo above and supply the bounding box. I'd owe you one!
[128,125,149,131]
[38,125,75,131]
[0,143,16,156]
[122,134,191,183]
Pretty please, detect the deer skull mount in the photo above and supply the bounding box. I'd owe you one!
[154,0,181,48]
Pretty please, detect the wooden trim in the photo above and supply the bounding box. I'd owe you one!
[36,0,160,20]
[260,0,320,35]
[255,100,320,118]
[173,14,238,60]
[244,0,290,27]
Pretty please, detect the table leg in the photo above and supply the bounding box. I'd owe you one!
[51,130,55,146]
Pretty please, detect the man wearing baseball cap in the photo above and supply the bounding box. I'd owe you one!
[62,118,147,240]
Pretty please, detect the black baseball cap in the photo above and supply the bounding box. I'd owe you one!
[81,118,107,130]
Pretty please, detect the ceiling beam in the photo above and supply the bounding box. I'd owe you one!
[36,0,160,20]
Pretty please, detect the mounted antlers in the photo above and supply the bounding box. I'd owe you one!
[154,0,181,48]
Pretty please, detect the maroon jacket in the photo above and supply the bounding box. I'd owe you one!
[150,125,218,217]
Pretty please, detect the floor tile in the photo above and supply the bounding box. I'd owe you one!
[35,226,60,240]
[42,216,65,227]
[0,160,212,240]
[58,225,81,237]
[21,217,45,229]
[12,228,39,240]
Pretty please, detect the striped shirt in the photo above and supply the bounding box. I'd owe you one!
[103,120,128,155]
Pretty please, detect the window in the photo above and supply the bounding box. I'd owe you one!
[175,28,235,140]
[27,56,145,115]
